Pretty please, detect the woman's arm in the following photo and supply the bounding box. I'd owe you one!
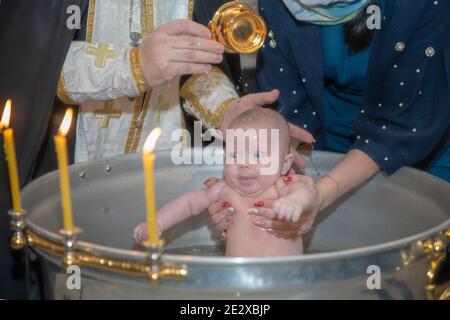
[316,149,379,210]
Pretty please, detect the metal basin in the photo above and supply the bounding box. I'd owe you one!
[21,150,450,299]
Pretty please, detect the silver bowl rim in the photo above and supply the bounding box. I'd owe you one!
[23,151,450,265]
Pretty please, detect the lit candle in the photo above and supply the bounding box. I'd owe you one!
[1,99,22,212]
[54,108,74,231]
[143,128,162,245]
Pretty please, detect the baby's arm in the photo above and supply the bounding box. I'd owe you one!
[157,181,224,232]
[134,181,225,242]
[272,175,316,223]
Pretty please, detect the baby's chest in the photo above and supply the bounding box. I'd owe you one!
[217,187,279,214]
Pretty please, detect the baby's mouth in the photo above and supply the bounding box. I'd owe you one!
[238,176,257,186]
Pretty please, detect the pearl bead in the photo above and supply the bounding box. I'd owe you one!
[395,42,405,52]
[425,47,435,57]
[384,157,389,161]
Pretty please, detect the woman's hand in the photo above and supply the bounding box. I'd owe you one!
[250,176,323,239]
[219,89,314,168]
[139,19,225,88]
[204,177,233,240]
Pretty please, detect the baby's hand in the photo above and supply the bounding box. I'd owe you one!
[133,222,162,243]
[272,195,302,223]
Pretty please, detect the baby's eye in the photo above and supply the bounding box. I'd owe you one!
[255,151,265,158]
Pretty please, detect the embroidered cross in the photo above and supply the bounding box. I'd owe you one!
[86,43,119,68]
[94,101,122,128]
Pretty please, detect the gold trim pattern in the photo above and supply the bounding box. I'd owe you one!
[26,230,187,279]
[141,0,155,37]
[57,73,78,105]
[86,0,96,43]
[188,0,195,20]
[181,67,237,128]
[124,95,144,154]
[132,93,152,153]
[130,47,149,93]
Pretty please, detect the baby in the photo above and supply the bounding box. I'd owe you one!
[134,108,307,257]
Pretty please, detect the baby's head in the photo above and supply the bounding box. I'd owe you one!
[224,108,293,197]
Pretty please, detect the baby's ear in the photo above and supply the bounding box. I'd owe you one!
[281,154,294,175]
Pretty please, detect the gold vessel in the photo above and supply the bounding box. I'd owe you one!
[209,1,267,54]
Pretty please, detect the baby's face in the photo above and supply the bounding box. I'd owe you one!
[223,123,291,197]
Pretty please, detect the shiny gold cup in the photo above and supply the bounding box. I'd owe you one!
[209,1,267,54]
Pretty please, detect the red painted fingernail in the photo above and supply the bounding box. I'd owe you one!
[254,201,264,207]
[254,219,264,227]
[283,176,292,184]
[222,201,231,208]
[203,178,211,185]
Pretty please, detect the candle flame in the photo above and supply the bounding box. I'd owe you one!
[1,99,12,129]
[58,108,74,136]
[143,128,162,154]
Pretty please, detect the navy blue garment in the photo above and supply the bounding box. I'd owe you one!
[256,0,450,180]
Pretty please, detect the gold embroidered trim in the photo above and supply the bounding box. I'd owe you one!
[124,92,153,154]
[180,67,236,128]
[141,0,155,37]
[56,73,77,105]
[130,47,149,93]
[86,0,96,43]
[188,0,195,20]
[124,96,145,154]
[131,92,152,153]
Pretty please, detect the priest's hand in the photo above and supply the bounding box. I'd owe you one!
[219,89,314,168]
[139,19,225,88]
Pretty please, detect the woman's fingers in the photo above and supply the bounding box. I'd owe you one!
[254,218,302,231]
[215,216,233,234]
[210,209,231,225]
[208,200,230,217]
[290,147,307,169]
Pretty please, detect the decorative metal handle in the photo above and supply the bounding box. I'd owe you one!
[424,229,450,300]
[9,209,27,250]
[26,230,187,281]
[143,240,188,282]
